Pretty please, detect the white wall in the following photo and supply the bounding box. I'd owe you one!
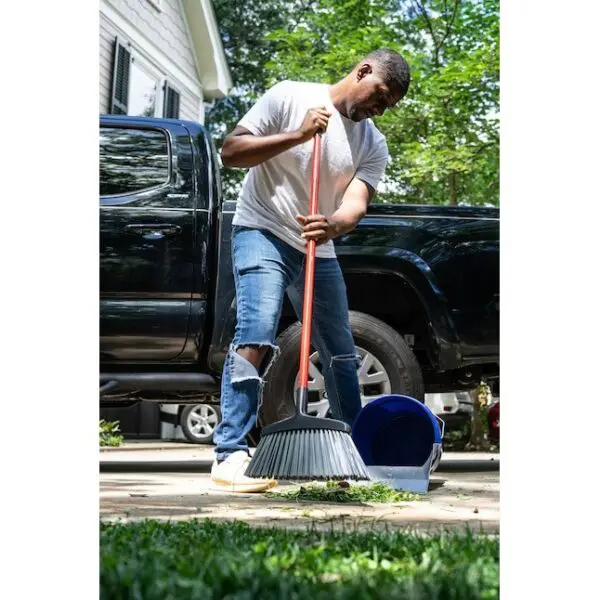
[99,0,205,122]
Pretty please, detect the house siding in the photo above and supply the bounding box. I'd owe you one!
[99,15,116,114]
[99,0,204,122]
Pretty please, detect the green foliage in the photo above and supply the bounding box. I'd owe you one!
[100,519,499,599]
[207,0,299,202]
[99,419,124,447]
[209,0,499,206]
[445,421,471,443]
[266,480,420,503]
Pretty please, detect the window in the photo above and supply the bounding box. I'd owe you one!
[163,82,180,119]
[110,37,181,120]
[129,59,159,117]
[100,127,170,196]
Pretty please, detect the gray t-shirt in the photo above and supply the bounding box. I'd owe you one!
[232,80,389,258]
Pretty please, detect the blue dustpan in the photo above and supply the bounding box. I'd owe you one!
[352,395,444,493]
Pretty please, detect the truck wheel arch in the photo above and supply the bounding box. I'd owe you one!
[340,258,460,372]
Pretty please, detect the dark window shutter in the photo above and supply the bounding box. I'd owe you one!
[163,82,180,119]
[110,37,131,115]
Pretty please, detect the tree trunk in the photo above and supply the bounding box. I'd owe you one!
[466,383,491,451]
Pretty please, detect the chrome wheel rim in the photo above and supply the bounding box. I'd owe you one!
[293,345,392,418]
[186,404,219,439]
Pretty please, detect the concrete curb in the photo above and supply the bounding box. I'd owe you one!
[99,443,499,475]
[100,441,500,459]
[100,442,195,452]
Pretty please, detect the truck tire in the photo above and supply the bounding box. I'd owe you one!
[257,311,424,430]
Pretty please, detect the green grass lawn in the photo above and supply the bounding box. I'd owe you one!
[100,519,499,599]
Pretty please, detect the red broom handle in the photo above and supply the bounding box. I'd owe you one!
[298,134,321,390]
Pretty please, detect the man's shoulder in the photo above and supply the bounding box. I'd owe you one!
[267,80,326,97]
[363,121,389,154]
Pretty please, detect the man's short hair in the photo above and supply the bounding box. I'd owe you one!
[363,48,411,98]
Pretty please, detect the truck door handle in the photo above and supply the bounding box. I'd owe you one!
[126,224,181,240]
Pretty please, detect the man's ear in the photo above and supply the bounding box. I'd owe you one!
[356,63,373,82]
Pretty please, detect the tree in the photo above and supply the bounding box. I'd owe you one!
[466,381,493,451]
[206,0,305,202]
[209,0,499,206]
[395,0,499,206]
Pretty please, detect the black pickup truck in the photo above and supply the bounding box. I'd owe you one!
[100,115,499,443]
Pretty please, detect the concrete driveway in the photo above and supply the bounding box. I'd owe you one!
[100,443,499,533]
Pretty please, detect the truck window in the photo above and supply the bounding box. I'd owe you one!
[100,127,170,196]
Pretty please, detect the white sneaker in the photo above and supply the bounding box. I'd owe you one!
[211,450,277,493]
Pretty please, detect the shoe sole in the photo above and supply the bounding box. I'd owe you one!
[211,477,277,493]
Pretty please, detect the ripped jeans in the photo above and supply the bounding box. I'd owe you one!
[213,225,362,461]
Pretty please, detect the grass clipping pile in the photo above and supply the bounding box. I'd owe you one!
[266,480,421,503]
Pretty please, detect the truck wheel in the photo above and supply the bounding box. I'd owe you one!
[258,311,424,430]
[180,403,221,444]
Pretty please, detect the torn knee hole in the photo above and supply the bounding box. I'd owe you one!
[330,353,361,369]
[235,345,269,370]
[229,350,261,384]
[235,344,267,357]
[231,343,280,381]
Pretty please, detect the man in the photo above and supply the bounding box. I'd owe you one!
[211,48,410,492]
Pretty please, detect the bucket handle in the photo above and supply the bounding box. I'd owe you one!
[434,413,445,440]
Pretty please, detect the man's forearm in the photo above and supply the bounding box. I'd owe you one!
[329,197,368,237]
[221,131,304,168]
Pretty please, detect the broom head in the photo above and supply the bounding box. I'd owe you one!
[245,413,371,481]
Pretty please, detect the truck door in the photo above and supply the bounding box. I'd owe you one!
[99,117,197,361]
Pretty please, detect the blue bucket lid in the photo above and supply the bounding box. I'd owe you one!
[352,395,443,467]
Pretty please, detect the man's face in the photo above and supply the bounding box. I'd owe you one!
[346,63,404,122]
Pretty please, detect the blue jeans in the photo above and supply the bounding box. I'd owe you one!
[213,226,362,461]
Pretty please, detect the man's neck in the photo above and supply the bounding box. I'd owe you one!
[328,78,351,118]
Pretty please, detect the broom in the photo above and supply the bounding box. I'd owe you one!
[245,134,371,481]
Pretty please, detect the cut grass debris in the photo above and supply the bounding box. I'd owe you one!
[265,480,421,504]
[100,519,499,599]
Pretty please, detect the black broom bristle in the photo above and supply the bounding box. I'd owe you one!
[246,422,371,481]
